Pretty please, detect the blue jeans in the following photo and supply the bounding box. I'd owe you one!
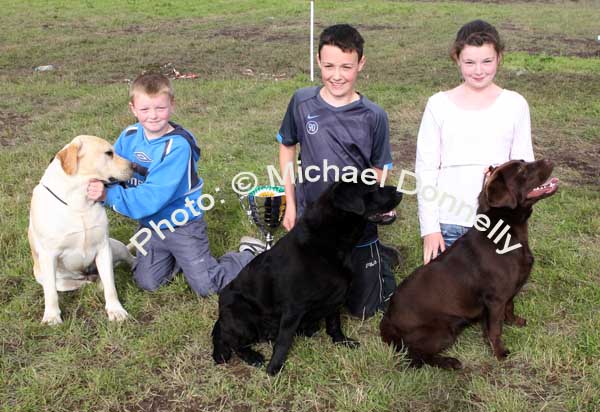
[440,223,470,249]
[133,218,253,296]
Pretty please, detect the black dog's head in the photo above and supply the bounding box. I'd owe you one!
[478,159,559,213]
[328,181,403,220]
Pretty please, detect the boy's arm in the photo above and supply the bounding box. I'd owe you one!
[104,142,191,220]
[277,93,300,231]
[279,143,297,231]
[370,109,394,178]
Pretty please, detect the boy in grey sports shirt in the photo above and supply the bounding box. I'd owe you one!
[277,24,400,318]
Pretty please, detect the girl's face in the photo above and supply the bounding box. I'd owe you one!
[457,43,500,91]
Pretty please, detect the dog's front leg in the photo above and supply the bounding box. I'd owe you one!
[266,312,303,375]
[485,300,509,360]
[39,252,62,325]
[96,240,128,321]
[325,311,359,348]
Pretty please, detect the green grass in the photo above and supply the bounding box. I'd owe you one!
[1,1,599,411]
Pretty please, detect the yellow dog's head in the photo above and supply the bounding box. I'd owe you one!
[56,135,133,183]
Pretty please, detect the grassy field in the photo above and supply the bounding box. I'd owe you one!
[1,1,599,411]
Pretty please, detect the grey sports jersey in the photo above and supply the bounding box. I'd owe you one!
[277,86,393,211]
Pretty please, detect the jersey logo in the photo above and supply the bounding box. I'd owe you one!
[306,120,319,135]
[134,151,152,162]
[307,114,320,120]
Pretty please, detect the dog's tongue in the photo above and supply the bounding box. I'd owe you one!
[527,177,559,198]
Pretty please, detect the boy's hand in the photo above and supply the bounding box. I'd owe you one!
[283,205,296,231]
[87,179,107,202]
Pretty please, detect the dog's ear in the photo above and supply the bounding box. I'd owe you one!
[56,137,82,175]
[485,171,518,209]
[332,183,366,215]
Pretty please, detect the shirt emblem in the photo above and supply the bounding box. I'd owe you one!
[134,151,152,162]
[306,120,319,135]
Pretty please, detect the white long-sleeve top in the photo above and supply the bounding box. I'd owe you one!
[415,89,534,236]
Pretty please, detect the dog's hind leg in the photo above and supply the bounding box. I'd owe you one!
[235,346,265,367]
[211,320,232,364]
[404,326,462,370]
[326,311,359,348]
[266,312,303,375]
[504,297,526,327]
[110,238,135,267]
[412,352,463,370]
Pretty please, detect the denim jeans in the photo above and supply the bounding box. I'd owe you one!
[440,223,470,249]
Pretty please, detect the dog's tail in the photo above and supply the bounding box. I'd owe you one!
[211,319,232,364]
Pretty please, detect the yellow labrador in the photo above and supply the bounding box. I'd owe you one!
[28,135,134,325]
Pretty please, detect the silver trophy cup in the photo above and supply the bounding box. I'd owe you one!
[239,185,286,249]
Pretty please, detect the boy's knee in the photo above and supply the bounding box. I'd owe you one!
[133,271,162,291]
[186,277,215,297]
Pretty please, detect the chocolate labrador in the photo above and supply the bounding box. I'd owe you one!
[380,159,558,369]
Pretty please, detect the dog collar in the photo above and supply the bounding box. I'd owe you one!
[43,184,68,206]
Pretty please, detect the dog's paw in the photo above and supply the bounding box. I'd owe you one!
[42,312,63,325]
[238,349,265,367]
[106,305,129,322]
[440,357,463,370]
[513,316,527,327]
[494,348,510,360]
[266,360,284,376]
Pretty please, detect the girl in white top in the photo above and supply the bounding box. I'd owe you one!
[415,20,534,264]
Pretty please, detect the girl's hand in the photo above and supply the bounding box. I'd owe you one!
[423,232,445,264]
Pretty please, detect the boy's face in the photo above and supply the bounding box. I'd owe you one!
[129,92,174,139]
[318,45,365,104]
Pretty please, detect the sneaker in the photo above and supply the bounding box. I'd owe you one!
[239,236,266,256]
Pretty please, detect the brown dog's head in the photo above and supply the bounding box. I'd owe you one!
[56,135,133,182]
[478,159,559,213]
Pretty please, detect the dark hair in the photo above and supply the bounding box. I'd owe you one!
[450,20,505,62]
[318,24,364,61]
[129,72,174,102]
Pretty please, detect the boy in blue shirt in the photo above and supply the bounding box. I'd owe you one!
[87,73,264,296]
[277,24,400,318]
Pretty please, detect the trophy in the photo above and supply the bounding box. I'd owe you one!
[239,185,286,249]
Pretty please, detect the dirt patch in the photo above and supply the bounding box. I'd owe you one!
[0,111,30,147]
[129,389,178,412]
[543,150,600,185]
[212,26,264,41]
[390,132,417,168]
[499,23,600,57]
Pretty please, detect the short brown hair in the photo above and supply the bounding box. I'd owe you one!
[129,72,174,103]
[318,24,364,61]
[450,20,504,62]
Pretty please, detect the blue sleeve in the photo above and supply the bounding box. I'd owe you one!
[113,130,126,156]
[277,93,299,146]
[371,109,393,170]
[104,140,190,219]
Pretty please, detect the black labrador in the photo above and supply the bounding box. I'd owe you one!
[213,181,403,375]
[380,159,559,369]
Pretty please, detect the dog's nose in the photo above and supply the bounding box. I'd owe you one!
[539,158,554,169]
